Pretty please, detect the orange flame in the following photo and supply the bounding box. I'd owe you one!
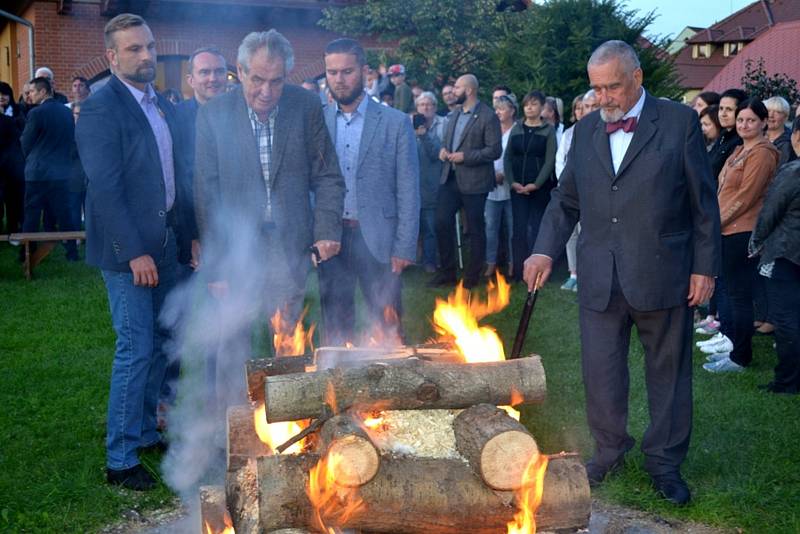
[433,273,511,363]
[253,403,307,454]
[502,387,524,421]
[507,454,549,534]
[203,512,235,534]
[271,307,315,357]
[307,452,365,532]
[325,381,338,415]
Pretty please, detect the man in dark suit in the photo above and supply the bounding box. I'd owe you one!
[523,41,720,505]
[76,13,189,491]
[20,76,78,260]
[431,74,502,288]
[193,30,344,406]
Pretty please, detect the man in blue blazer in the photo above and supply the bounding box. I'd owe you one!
[320,38,420,345]
[75,14,189,491]
[524,41,720,505]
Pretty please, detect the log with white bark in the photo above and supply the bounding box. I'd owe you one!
[225,452,589,534]
[453,403,539,490]
[198,485,228,534]
[227,405,271,471]
[316,414,380,487]
[264,356,546,423]
[246,356,313,404]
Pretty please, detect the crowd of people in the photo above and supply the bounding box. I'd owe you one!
[1,14,798,502]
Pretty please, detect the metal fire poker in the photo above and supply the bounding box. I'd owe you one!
[509,273,542,359]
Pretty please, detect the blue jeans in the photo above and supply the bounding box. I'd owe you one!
[484,198,512,265]
[419,208,438,268]
[159,262,195,407]
[102,229,178,470]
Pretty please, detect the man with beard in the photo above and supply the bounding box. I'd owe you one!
[319,38,419,345]
[75,13,189,490]
[523,41,720,505]
[432,73,502,289]
[441,83,459,116]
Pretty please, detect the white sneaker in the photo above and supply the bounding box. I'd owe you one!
[699,336,734,354]
[705,351,730,363]
[703,356,744,373]
[696,332,724,347]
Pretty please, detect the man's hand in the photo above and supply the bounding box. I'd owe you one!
[439,148,450,162]
[495,172,505,185]
[313,240,341,266]
[391,256,413,274]
[523,254,552,292]
[190,239,201,270]
[687,274,715,307]
[415,125,427,136]
[447,151,465,164]
[129,255,159,287]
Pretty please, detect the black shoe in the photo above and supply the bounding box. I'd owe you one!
[106,464,156,491]
[758,382,799,395]
[427,273,457,288]
[651,473,691,505]
[139,439,168,454]
[585,457,626,488]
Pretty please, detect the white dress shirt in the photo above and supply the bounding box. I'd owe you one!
[609,88,646,174]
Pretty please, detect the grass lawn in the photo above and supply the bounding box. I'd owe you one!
[0,244,798,533]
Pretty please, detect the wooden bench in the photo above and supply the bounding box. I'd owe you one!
[7,231,86,279]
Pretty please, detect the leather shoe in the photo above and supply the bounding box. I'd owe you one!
[139,439,168,454]
[106,464,156,491]
[651,473,691,505]
[585,457,625,488]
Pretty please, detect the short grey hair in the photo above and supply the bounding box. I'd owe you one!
[764,96,790,116]
[415,91,438,107]
[583,89,596,101]
[237,30,294,73]
[35,67,54,80]
[588,40,640,73]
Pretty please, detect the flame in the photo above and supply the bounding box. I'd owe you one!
[363,306,403,347]
[253,403,307,454]
[362,413,384,430]
[325,381,338,415]
[307,452,365,532]
[271,307,315,357]
[507,454,549,534]
[502,387,524,421]
[203,512,235,534]
[433,273,511,363]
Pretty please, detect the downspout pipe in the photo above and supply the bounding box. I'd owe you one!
[0,9,35,82]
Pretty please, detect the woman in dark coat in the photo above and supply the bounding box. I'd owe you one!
[0,82,26,233]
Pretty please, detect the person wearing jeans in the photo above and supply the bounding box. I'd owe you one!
[485,94,516,278]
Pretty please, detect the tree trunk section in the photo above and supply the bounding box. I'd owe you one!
[226,453,589,533]
[227,405,271,471]
[453,403,539,490]
[198,485,228,534]
[317,414,380,487]
[264,356,546,423]
[246,356,313,404]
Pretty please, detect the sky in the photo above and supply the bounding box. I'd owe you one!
[620,0,754,39]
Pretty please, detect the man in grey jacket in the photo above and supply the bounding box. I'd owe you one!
[320,38,420,345]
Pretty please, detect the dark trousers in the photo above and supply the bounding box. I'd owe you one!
[511,187,551,281]
[22,180,77,258]
[579,267,693,476]
[435,174,487,286]
[764,260,800,392]
[319,224,402,346]
[1,177,24,233]
[721,232,757,366]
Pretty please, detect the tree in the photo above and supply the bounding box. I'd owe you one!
[740,58,799,104]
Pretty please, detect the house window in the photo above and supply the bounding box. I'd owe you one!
[725,42,740,56]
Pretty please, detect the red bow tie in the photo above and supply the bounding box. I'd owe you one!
[605,116,637,134]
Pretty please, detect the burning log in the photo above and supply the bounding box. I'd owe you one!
[226,453,589,533]
[317,414,380,487]
[226,405,271,471]
[264,356,546,423]
[199,485,228,534]
[246,355,313,404]
[453,404,539,491]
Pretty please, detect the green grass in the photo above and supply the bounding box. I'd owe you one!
[1,245,798,532]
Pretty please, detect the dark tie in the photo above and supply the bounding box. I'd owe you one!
[605,116,637,134]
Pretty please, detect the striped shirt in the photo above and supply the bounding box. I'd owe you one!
[248,106,278,222]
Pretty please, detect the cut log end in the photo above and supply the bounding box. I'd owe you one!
[328,435,381,487]
[482,430,539,490]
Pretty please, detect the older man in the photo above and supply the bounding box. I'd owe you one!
[524,41,720,504]
[319,38,419,345]
[34,67,68,104]
[432,73,502,289]
[415,91,446,273]
[194,30,344,339]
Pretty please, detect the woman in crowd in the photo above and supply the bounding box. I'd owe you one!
[764,96,795,166]
[0,81,26,234]
[568,94,583,125]
[709,88,747,181]
[484,94,517,278]
[748,129,800,394]
[414,91,445,273]
[542,96,563,146]
[504,91,556,282]
[699,105,721,150]
[692,91,720,115]
[704,98,780,374]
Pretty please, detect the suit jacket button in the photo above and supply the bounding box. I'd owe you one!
[158,210,166,217]
[611,217,618,223]
[612,185,619,191]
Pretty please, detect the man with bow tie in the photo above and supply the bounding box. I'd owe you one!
[523,40,720,505]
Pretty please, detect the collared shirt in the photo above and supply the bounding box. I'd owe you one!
[120,79,175,211]
[335,92,369,220]
[451,102,477,152]
[248,105,278,223]
[609,88,646,174]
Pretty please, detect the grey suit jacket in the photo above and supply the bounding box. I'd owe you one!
[323,97,420,263]
[194,84,345,281]
[439,100,502,194]
[533,93,721,312]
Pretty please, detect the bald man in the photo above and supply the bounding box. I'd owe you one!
[430,74,502,288]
